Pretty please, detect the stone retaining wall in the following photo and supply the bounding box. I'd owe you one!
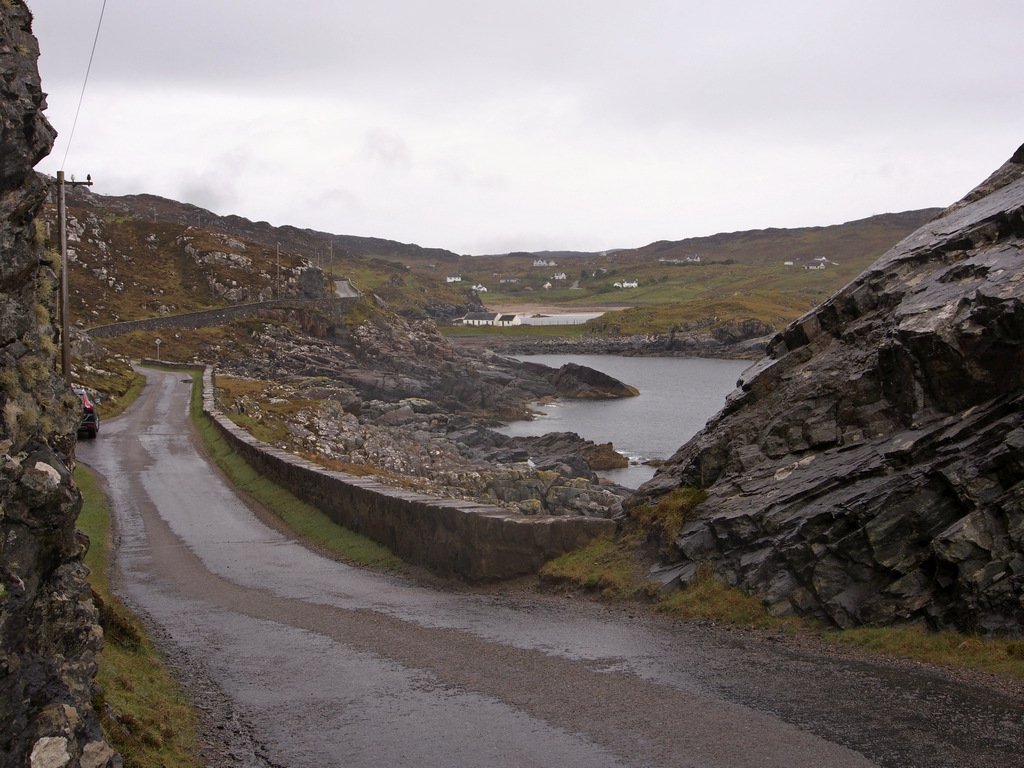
[87,297,359,338]
[200,368,616,581]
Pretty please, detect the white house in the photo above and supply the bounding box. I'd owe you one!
[552,272,567,280]
[533,258,557,267]
[461,311,499,326]
[446,275,462,283]
[543,281,553,290]
[472,283,488,292]
[495,313,521,326]
[613,279,639,288]
[499,276,520,284]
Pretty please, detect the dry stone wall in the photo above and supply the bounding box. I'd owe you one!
[202,369,615,580]
[86,297,358,339]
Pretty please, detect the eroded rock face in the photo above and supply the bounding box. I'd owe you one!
[631,145,1024,635]
[0,4,117,766]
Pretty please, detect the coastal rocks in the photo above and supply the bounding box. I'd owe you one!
[474,322,772,359]
[217,313,641,515]
[0,4,117,765]
[219,371,631,518]
[225,305,638,423]
[630,144,1024,636]
[550,362,640,399]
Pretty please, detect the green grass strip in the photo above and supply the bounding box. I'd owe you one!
[76,464,202,768]
[544,532,1024,681]
[183,369,401,570]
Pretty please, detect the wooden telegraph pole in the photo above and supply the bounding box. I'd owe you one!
[57,171,93,383]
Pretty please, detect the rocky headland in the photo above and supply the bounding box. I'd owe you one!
[467,318,773,360]
[630,145,1024,636]
[198,303,640,518]
[0,3,118,766]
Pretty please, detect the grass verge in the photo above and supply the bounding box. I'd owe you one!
[542,533,1024,681]
[821,625,1024,681]
[183,369,401,570]
[539,536,648,601]
[75,464,202,768]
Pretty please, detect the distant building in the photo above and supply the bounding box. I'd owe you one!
[462,311,499,326]
[784,261,794,266]
[499,276,520,284]
[472,283,488,292]
[460,312,520,327]
[613,279,639,288]
[543,281,553,290]
[533,258,557,267]
[552,272,567,280]
[446,275,462,283]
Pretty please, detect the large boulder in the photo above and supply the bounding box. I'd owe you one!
[630,144,1024,636]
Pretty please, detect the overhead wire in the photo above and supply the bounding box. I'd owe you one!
[59,0,108,171]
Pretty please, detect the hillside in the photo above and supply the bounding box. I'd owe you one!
[44,186,481,326]
[449,210,939,319]
[46,185,938,339]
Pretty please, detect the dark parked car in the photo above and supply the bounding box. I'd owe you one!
[73,387,99,438]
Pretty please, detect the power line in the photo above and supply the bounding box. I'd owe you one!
[60,0,108,171]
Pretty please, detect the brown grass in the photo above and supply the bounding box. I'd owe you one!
[627,487,708,542]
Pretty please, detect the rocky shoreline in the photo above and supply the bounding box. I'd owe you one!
[451,325,773,360]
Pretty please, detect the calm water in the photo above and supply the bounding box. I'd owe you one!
[498,354,751,489]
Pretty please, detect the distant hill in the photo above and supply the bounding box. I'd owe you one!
[46,183,941,332]
[435,210,941,322]
[64,189,463,264]
[623,210,941,267]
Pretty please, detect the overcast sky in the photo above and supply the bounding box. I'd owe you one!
[28,1,1024,255]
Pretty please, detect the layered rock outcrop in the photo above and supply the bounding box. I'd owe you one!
[1,4,117,767]
[631,145,1024,635]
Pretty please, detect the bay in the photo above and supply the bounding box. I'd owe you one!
[498,354,751,489]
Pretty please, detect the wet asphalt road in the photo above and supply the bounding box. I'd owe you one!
[77,367,1024,768]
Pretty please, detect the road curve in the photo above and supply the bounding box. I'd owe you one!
[77,366,1024,768]
[334,278,360,298]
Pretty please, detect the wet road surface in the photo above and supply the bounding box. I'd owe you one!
[77,367,1024,768]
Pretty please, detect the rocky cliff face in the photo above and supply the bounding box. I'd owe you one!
[631,145,1024,636]
[0,4,117,766]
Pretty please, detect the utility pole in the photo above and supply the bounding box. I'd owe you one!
[276,242,280,298]
[57,171,92,384]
